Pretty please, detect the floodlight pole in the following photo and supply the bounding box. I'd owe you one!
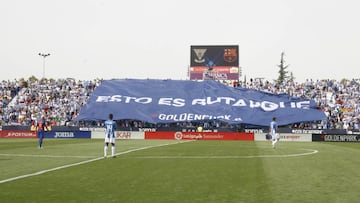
[38,53,50,79]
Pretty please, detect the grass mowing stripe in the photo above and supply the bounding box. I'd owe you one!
[0,153,98,158]
[129,148,318,159]
[0,156,104,184]
[0,140,189,184]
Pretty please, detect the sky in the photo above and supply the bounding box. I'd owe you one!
[1,0,360,83]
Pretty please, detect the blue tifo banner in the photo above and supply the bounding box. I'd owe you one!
[44,131,91,139]
[74,79,326,126]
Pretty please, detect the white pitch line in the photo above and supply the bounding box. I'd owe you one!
[131,148,319,159]
[0,141,189,184]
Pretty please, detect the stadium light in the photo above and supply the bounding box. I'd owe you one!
[38,53,51,79]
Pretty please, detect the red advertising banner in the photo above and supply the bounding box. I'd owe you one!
[0,130,37,138]
[145,131,254,141]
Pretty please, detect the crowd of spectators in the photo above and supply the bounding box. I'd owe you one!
[234,78,360,130]
[0,80,22,124]
[1,77,359,130]
[0,78,99,127]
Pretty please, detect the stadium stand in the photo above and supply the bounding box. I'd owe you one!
[236,78,360,130]
[0,78,99,126]
[0,78,359,130]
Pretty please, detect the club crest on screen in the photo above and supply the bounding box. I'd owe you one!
[223,48,237,63]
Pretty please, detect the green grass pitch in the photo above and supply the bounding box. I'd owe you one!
[0,138,359,203]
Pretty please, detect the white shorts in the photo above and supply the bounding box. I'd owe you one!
[272,133,279,141]
[105,137,116,144]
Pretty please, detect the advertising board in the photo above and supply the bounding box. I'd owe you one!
[145,131,253,141]
[312,134,360,142]
[0,130,37,138]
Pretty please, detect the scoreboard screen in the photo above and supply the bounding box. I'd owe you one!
[190,45,239,80]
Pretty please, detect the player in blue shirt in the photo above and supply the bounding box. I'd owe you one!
[270,117,279,149]
[104,113,116,158]
[37,116,48,149]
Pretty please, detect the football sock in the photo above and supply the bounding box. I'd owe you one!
[104,145,108,157]
[111,146,115,157]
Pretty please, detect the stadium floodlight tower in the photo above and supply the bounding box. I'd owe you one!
[38,53,51,79]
